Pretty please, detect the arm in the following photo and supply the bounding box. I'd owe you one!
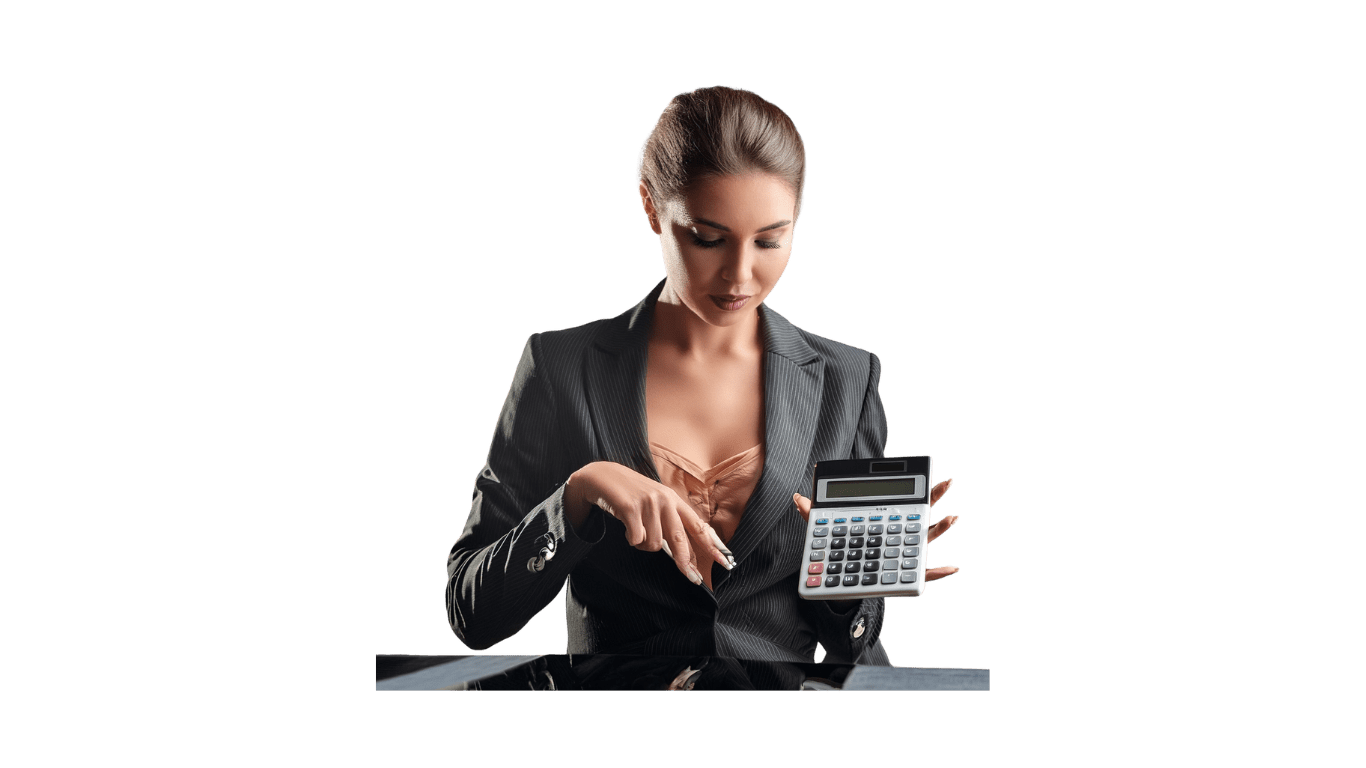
[445,334,607,650]
[799,351,892,665]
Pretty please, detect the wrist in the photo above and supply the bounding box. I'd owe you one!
[564,465,594,531]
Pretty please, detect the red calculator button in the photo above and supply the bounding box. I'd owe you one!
[805,576,822,587]
[808,563,824,574]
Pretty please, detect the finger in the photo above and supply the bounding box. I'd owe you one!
[927,514,959,543]
[660,511,702,585]
[618,506,647,547]
[636,497,664,552]
[792,492,812,523]
[926,566,959,581]
[675,499,734,571]
[669,500,732,571]
[930,478,952,506]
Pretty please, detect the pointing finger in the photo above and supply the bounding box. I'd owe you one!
[792,492,812,522]
[927,514,959,543]
[925,566,959,581]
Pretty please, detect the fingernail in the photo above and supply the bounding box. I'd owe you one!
[661,541,673,557]
[705,528,737,570]
[687,568,703,585]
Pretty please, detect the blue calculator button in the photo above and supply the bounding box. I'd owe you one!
[870,515,883,521]
[851,517,864,522]
[834,518,846,524]
[815,518,829,525]
[889,515,901,520]
[909,515,921,520]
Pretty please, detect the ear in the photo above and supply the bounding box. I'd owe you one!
[639,182,662,235]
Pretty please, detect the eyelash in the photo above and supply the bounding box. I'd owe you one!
[691,235,783,250]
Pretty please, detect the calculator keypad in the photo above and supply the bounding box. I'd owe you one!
[804,504,928,596]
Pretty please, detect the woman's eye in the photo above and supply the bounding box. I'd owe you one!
[690,234,784,250]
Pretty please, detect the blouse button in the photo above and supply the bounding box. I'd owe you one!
[852,617,866,639]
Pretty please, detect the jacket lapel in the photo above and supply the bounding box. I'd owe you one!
[584,280,825,590]
[715,303,823,588]
[584,280,666,482]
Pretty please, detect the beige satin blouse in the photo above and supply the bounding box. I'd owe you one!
[649,441,765,589]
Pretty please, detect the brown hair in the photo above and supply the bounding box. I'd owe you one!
[640,86,806,220]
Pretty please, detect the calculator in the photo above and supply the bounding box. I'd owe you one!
[798,456,931,599]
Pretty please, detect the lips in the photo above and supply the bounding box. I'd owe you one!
[709,294,751,311]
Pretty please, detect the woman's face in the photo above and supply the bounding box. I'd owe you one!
[643,173,796,328]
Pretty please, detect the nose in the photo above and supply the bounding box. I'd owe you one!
[720,241,758,286]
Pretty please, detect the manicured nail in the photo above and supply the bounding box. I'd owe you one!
[661,540,673,557]
[687,567,703,585]
[705,528,736,570]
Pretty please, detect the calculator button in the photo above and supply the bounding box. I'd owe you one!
[887,524,903,534]
[881,572,897,584]
[832,526,848,537]
[883,547,899,558]
[846,550,862,561]
[882,560,899,570]
[868,524,884,535]
[870,515,883,521]
[815,518,829,525]
[851,517,864,523]
[810,539,827,549]
[909,515,921,521]
[864,548,880,559]
[861,573,879,585]
[827,563,843,574]
[830,538,846,550]
[867,536,882,547]
[806,576,822,587]
[889,514,901,521]
[851,525,866,535]
[808,563,824,574]
[904,547,918,557]
[828,550,845,561]
[809,551,825,562]
[859,561,877,573]
[842,574,859,586]
[900,572,917,583]
[825,575,841,587]
[904,535,920,546]
[813,527,829,537]
[886,536,901,546]
[905,523,921,533]
[849,537,864,549]
[902,558,918,569]
[834,518,847,524]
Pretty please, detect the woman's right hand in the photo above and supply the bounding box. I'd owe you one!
[565,461,734,586]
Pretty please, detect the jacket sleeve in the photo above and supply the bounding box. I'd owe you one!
[799,351,892,665]
[445,333,606,651]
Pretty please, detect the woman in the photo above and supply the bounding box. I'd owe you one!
[446,86,959,665]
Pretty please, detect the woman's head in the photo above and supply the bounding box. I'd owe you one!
[640,86,805,220]
[639,87,805,327]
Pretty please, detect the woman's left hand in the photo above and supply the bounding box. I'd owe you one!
[793,478,960,581]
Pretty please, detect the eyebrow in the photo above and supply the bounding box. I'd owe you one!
[692,217,792,234]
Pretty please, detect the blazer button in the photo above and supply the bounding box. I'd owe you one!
[852,617,866,639]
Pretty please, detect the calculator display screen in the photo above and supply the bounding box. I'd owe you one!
[826,478,917,498]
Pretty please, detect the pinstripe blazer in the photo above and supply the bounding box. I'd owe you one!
[446,279,892,665]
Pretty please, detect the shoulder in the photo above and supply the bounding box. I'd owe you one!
[515,298,638,393]
[763,304,880,381]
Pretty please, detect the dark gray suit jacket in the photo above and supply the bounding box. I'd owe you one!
[446,279,892,664]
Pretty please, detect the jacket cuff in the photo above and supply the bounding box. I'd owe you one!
[819,598,882,662]
[539,482,606,566]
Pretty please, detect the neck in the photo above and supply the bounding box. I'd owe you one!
[653,279,763,358]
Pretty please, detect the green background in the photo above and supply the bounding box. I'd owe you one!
[5,0,1360,759]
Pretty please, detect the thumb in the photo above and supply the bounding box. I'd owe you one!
[792,492,812,522]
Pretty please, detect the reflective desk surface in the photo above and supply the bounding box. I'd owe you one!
[377,654,989,691]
